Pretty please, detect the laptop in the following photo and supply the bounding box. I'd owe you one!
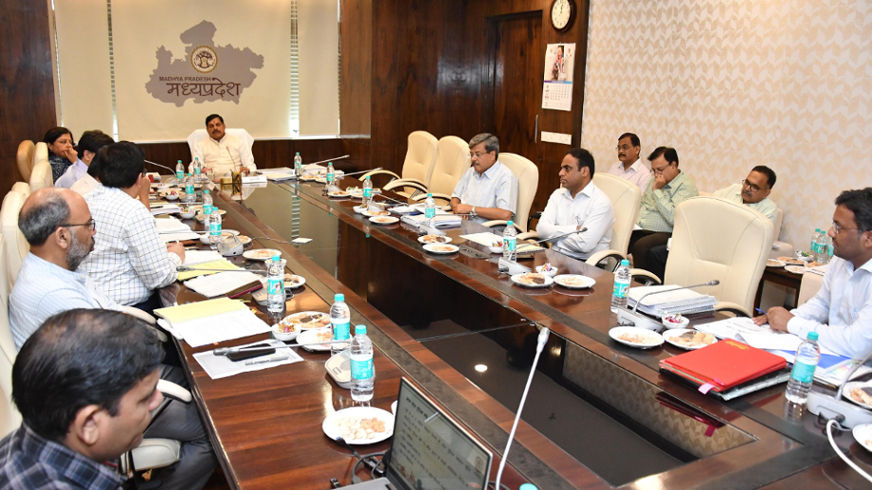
[345,378,493,489]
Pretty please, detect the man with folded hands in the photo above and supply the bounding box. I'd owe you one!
[537,148,614,260]
[450,133,518,222]
[755,188,872,359]
[191,113,256,179]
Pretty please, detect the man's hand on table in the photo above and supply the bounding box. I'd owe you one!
[167,242,186,262]
[452,202,473,214]
[753,306,793,332]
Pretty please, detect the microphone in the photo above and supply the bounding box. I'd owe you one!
[306,154,350,167]
[176,265,266,275]
[631,280,719,314]
[493,326,550,490]
[144,159,177,175]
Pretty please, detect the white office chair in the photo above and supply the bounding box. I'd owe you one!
[427,136,471,200]
[496,153,537,233]
[0,189,30,290]
[29,160,53,192]
[0,235,22,438]
[32,143,48,172]
[186,128,255,166]
[363,131,438,197]
[16,140,35,182]
[585,173,642,270]
[10,182,30,197]
[651,196,774,316]
[798,271,824,306]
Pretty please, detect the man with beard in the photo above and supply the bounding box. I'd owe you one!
[10,188,117,349]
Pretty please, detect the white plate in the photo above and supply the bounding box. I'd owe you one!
[608,326,664,349]
[278,311,330,332]
[362,208,391,218]
[286,274,306,289]
[422,243,459,254]
[785,265,806,274]
[271,322,298,342]
[662,328,717,350]
[510,272,554,288]
[852,424,872,452]
[243,248,281,261]
[297,327,333,351]
[843,381,872,410]
[195,209,227,221]
[553,274,595,289]
[766,258,786,267]
[417,234,452,245]
[327,191,351,199]
[199,229,240,245]
[322,407,394,445]
[369,216,399,225]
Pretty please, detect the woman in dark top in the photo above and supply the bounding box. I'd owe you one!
[43,127,77,182]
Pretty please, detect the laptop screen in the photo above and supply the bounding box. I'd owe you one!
[386,379,493,490]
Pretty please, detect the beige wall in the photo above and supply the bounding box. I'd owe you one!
[581,0,872,248]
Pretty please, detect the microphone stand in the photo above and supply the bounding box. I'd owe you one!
[144,159,178,175]
[176,266,266,275]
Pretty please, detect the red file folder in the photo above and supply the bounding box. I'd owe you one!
[660,339,787,393]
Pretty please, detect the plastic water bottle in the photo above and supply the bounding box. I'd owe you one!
[611,259,631,309]
[184,173,195,203]
[362,175,374,208]
[193,157,203,182]
[330,293,351,355]
[424,193,436,228]
[350,324,374,402]
[785,331,820,419]
[175,160,184,182]
[810,228,822,262]
[823,233,834,264]
[266,255,286,315]
[293,152,303,178]
[326,161,335,189]
[502,220,517,263]
[208,206,222,249]
[202,188,213,210]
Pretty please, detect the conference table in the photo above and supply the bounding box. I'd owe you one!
[166,178,872,489]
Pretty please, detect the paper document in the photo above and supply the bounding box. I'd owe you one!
[155,296,246,324]
[155,217,191,234]
[151,204,181,216]
[460,232,504,247]
[183,250,223,266]
[193,339,303,379]
[155,298,271,347]
[161,231,202,243]
[695,317,804,352]
[184,271,263,297]
[177,259,241,281]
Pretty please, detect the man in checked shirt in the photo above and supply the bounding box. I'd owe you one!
[81,142,185,312]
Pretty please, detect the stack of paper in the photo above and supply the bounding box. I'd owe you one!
[459,232,545,254]
[259,167,296,181]
[184,271,263,297]
[177,259,241,280]
[156,216,201,242]
[154,297,271,347]
[151,203,181,216]
[401,214,462,229]
[628,284,716,316]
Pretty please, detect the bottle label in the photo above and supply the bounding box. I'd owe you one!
[504,237,516,252]
[827,244,834,256]
[351,357,373,380]
[425,207,435,219]
[363,187,373,198]
[267,277,284,296]
[326,172,334,183]
[333,321,351,341]
[186,183,194,194]
[209,221,221,236]
[176,170,183,180]
[790,360,816,383]
[613,281,629,299]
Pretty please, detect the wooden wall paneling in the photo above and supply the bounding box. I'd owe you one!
[339,0,372,137]
[0,0,57,194]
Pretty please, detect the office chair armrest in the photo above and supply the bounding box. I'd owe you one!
[120,306,168,343]
[383,179,428,196]
[360,169,400,181]
[125,439,182,473]
[517,231,538,241]
[585,249,626,269]
[714,301,751,317]
[481,220,523,233]
[157,379,193,403]
[629,268,662,285]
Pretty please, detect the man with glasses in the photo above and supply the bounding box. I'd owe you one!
[628,146,698,274]
[607,132,651,191]
[81,142,185,311]
[450,133,518,221]
[755,188,872,358]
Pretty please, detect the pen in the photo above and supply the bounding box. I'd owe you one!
[755,307,765,315]
[245,353,290,366]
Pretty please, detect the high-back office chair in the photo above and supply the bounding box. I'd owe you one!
[10,182,30,197]
[658,196,774,316]
[428,136,470,199]
[584,173,642,269]
[16,140,35,182]
[363,131,438,197]
[32,142,48,170]
[0,189,29,290]
[0,235,22,438]
[186,128,255,163]
[29,160,53,192]
[497,152,538,232]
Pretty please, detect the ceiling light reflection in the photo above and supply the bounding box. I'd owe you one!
[474,363,488,373]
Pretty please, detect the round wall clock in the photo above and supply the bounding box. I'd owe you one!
[551,0,576,32]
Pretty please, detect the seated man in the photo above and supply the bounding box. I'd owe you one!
[537,148,614,260]
[55,130,114,189]
[628,146,698,273]
[607,132,651,191]
[0,309,164,489]
[755,188,872,358]
[82,142,184,310]
[191,113,256,179]
[646,165,778,280]
[449,133,518,221]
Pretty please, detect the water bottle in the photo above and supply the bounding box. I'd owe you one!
[502,220,517,263]
[823,233,834,264]
[184,173,195,203]
[362,175,373,208]
[202,188,213,210]
[208,206,222,249]
[785,331,820,419]
[193,157,203,182]
[330,293,351,355]
[424,193,436,228]
[175,160,184,182]
[266,255,286,315]
[293,151,303,178]
[611,259,631,309]
[326,161,335,189]
[810,228,822,262]
[350,324,374,402]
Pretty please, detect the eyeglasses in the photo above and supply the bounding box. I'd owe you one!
[468,151,490,159]
[59,218,96,232]
[741,179,764,192]
[615,144,633,152]
[831,221,858,235]
[651,164,672,175]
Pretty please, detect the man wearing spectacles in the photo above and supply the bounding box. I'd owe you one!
[628,146,698,274]
[755,188,872,358]
[607,132,651,191]
[450,133,518,221]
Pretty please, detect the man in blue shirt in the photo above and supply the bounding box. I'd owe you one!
[450,133,518,221]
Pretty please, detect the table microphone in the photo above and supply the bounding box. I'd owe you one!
[176,265,266,275]
[144,159,177,175]
[493,326,550,490]
[631,280,720,314]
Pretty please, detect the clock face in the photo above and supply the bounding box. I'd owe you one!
[551,0,574,31]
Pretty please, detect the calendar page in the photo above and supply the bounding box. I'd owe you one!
[542,43,575,111]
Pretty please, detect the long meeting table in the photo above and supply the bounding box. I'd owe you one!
[167,179,872,489]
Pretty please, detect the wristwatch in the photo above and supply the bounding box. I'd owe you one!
[471,206,477,216]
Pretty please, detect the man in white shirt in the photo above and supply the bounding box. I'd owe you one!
[55,130,114,189]
[537,148,614,260]
[607,132,651,191]
[191,114,256,179]
[82,142,185,310]
[450,133,518,221]
[755,188,872,358]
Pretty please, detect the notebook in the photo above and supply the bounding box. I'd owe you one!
[660,339,787,394]
[344,378,493,489]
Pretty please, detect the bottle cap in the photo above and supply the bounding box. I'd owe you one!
[507,220,514,226]
[519,484,538,490]
[620,259,630,266]
[295,151,300,155]
[271,255,280,262]
[335,293,345,302]
[355,325,367,335]
[204,206,212,214]
[808,331,819,341]
[204,189,210,194]
[427,193,432,197]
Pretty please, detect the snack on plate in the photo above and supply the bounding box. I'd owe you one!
[420,234,449,243]
[671,331,715,348]
[516,273,546,285]
[428,244,456,253]
[557,275,587,287]
[850,387,872,406]
[540,262,556,274]
[618,332,651,344]
[663,314,685,325]
[370,216,396,224]
[279,311,330,333]
[335,416,387,441]
[777,256,805,266]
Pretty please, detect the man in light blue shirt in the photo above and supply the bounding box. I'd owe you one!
[54,130,114,189]
[756,188,872,358]
[450,133,518,221]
